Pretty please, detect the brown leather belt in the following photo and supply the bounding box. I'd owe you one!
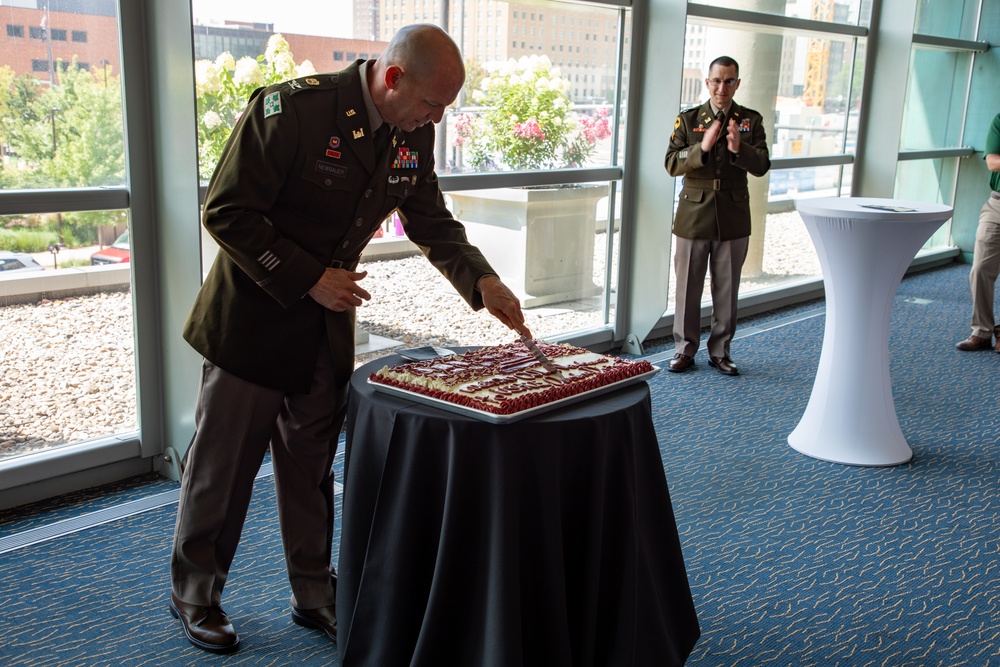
[683,177,747,191]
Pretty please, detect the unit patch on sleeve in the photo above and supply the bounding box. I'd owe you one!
[263,92,282,118]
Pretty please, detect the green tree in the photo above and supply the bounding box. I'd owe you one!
[0,60,126,244]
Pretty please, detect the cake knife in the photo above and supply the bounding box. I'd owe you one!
[519,334,559,373]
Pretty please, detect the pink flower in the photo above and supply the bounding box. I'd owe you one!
[513,118,546,141]
[578,111,611,144]
[453,113,474,147]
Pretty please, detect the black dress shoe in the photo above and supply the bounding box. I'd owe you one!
[708,355,739,376]
[292,604,337,643]
[169,593,240,654]
[955,334,992,351]
[667,353,694,373]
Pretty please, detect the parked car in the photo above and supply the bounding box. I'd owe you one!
[90,230,130,265]
[0,250,45,275]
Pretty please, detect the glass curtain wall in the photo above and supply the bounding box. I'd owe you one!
[675,1,869,304]
[895,0,984,251]
[188,0,631,353]
[0,1,134,464]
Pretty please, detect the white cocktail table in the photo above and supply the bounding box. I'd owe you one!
[788,197,953,466]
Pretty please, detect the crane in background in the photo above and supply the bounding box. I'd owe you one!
[803,0,834,108]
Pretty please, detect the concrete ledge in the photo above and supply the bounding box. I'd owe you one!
[0,264,131,306]
[361,236,420,262]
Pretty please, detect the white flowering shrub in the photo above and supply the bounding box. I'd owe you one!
[195,34,315,181]
[454,55,610,172]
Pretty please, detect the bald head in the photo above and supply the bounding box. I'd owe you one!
[380,24,464,87]
[370,24,466,131]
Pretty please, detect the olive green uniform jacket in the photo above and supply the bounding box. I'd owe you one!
[183,61,495,393]
[665,101,770,240]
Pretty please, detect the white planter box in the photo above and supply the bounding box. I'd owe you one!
[450,184,607,307]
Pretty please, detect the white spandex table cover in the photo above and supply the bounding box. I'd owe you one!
[789,197,953,466]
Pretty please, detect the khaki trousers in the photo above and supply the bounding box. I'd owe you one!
[672,235,749,358]
[170,342,348,610]
[970,195,1000,340]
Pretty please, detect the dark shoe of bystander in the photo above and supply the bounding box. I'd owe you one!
[667,353,695,373]
[708,356,739,376]
[955,335,992,352]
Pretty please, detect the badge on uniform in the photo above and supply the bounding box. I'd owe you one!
[392,147,418,169]
[353,128,365,140]
[263,92,281,118]
[326,150,341,159]
[329,136,341,149]
[740,119,751,132]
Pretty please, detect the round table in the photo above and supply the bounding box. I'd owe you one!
[336,351,700,666]
[788,197,953,466]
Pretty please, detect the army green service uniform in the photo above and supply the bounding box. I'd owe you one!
[171,61,496,612]
[665,101,770,358]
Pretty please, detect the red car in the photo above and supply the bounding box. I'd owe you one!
[90,230,130,265]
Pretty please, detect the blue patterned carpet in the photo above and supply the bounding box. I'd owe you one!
[1,261,997,666]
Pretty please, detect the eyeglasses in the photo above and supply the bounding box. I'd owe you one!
[707,78,738,87]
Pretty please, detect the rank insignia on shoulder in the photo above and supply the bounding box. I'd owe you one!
[263,92,282,118]
[306,78,320,86]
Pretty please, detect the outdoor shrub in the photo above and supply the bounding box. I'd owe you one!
[0,228,59,253]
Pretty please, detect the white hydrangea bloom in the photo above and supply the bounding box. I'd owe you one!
[233,57,263,87]
[272,51,297,79]
[215,52,236,73]
[202,110,223,129]
[296,59,317,77]
[195,59,222,95]
[265,34,288,64]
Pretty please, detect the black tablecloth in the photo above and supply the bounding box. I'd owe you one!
[337,351,700,666]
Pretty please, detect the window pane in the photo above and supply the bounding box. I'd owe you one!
[0,4,133,464]
[690,0,868,27]
[450,1,627,174]
[914,0,981,40]
[0,3,124,190]
[0,210,136,463]
[893,158,957,251]
[683,26,863,158]
[190,1,629,351]
[676,20,861,311]
[899,48,971,151]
